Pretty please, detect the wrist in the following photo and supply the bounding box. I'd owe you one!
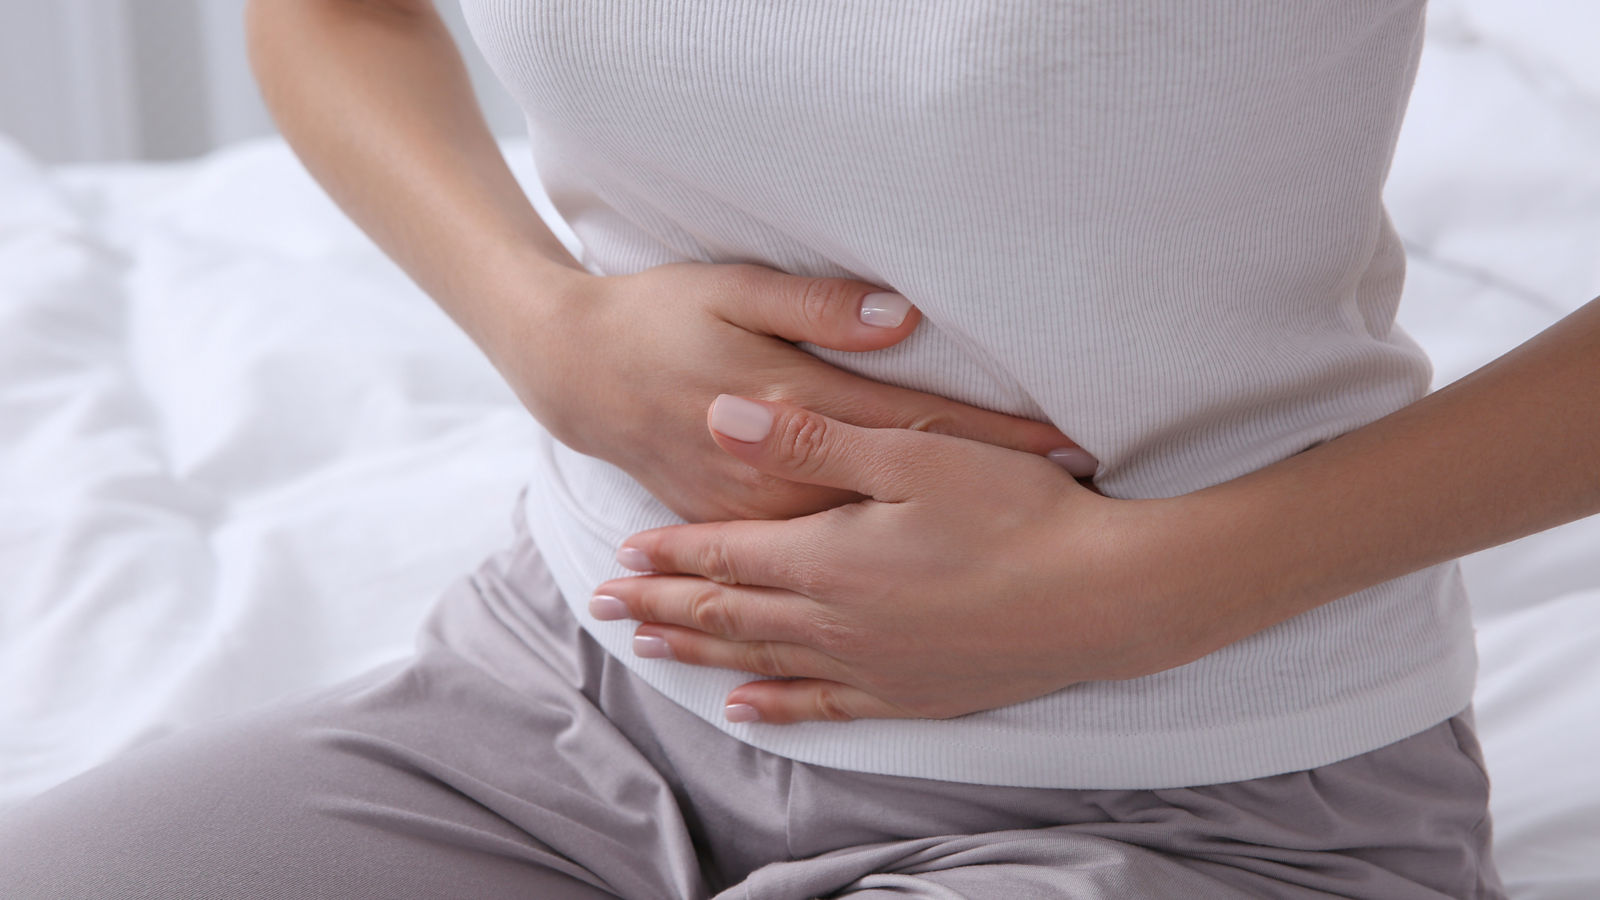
[1069,482,1326,678]
[1113,491,1268,673]
[463,251,601,435]
[1158,454,1378,662]
[1032,490,1240,679]
[454,246,589,357]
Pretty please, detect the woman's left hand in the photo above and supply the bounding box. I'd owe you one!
[593,395,1218,724]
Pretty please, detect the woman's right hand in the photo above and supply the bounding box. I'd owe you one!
[496,260,1094,523]
[246,2,1088,524]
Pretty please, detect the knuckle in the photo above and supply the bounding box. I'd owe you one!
[630,588,658,622]
[780,544,836,597]
[812,684,857,723]
[804,614,856,656]
[783,565,825,598]
[743,642,791,678]
[797,279,848,334]
[687,586,733,634]
[695,530,740,584]
[770,410,832,475]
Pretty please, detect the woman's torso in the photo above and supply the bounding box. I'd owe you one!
[459,0,1476,788]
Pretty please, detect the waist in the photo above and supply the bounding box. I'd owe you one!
[520,429,1477,788]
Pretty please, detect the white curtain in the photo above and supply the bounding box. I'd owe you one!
[0,0,522,163]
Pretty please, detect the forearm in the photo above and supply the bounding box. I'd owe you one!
[245,0,587,361]
[1186,296,1600,652]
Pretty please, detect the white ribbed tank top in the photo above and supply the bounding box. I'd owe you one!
[460,0,1476,789]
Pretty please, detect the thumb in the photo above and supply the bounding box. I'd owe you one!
[706,394,924,501]
[717,268,921,352]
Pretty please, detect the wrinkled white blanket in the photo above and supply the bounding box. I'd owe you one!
[3,3,1599,894]
[0,135,542,806]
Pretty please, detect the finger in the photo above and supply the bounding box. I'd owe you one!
[782,360,1096,474]
[589,576,818,644]
[631,624,846,682]
[619,519,806,590]
[711,265,921,353]
[706,394,931,501]
[724,679,915,724]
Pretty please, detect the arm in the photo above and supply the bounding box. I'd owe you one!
[1183,294,1600,655]
[247,0,1089,524]
[246,0,585,352]
[246,0,606,451]
[598,296,1600,722]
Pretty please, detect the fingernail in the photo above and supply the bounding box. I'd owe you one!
[725,703,761,723]
[589,594,629,620]
[859,291,911,328]
[709,394,774,442]
[616,547,653,572]
[633,634,674,659]
[1048,447,1099,478]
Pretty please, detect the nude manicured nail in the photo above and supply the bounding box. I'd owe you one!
[1048,447,1099,478]
[616,547,653,572]
[859,292,911,328]
[725,703,761,723]
[589,595,629,621]
[709,394,773,442]
[633,634,674,659]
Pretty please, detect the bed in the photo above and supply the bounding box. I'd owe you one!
[2,2,1598,895]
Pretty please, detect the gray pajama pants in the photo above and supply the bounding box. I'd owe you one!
[0,500,1506,899]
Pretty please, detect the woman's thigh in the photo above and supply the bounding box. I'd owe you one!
[0,540,712,899]
[0,673,615,899]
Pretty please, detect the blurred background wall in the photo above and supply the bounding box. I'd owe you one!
[0,0,523,163]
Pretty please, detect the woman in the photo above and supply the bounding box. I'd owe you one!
[6,0,1592,895]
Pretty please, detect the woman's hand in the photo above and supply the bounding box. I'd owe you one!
[249,3,1087,525]
[596,291,1600,725]
[501,262,1094,523]
[590,396,1223,724]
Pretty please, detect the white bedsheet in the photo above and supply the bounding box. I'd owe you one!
[2,2,1599,895]
[0,134,544,807]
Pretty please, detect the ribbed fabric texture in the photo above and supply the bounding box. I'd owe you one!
[460,0,1477,788]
